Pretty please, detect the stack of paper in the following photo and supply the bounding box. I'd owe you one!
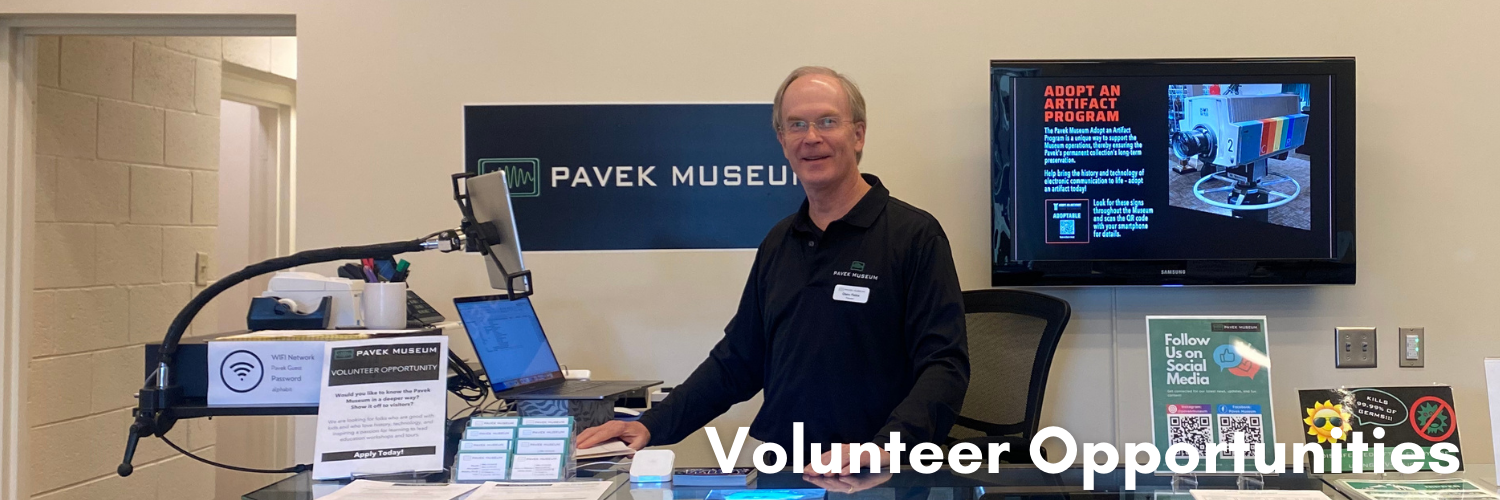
[466,480,618,500]
[576,440,634,460]
[1189,491,1332,500]
[318,480,478,500]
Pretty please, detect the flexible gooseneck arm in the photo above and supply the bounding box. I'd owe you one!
[119,235,448,477]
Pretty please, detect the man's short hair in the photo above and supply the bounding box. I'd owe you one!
[771,66,867,132]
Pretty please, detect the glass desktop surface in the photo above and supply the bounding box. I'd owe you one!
[243,463,1500,500]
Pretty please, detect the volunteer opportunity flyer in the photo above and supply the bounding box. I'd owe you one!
[312,336,449,479]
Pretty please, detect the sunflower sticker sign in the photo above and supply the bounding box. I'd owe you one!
[1297,386,1463,472]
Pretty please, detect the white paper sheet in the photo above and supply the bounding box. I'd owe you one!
[466,481,615,500]
[316,479,477,500]
[1334,478,1499,500]
[1487,358,1500,488]
[575,440,634,460]
[1190,490,1332,500]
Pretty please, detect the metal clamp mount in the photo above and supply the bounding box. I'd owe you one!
[451,172,532,300]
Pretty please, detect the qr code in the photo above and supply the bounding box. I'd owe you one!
[1217,414,1264,458]
[1060,219,1075,236]
[1168,414,1211,460]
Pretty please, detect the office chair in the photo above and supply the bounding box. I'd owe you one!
[948,289,1071,462]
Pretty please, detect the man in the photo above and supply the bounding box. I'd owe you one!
[577,67,969,475]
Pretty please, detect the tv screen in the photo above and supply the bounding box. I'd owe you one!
[991,58,1355,286]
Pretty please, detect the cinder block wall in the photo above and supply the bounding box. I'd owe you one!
[30,36,223,500]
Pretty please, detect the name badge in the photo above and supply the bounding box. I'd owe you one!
[833,285,870,304]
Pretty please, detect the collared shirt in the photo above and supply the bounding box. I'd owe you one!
[639,174,969,450]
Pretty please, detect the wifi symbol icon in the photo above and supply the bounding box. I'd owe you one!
[220,350,264,393]
[230,362,255,380]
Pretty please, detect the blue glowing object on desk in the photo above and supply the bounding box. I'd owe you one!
[707,489,827,500]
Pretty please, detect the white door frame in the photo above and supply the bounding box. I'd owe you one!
[222,64,297,258]
[219,64,301,473]
[0,15,294,499]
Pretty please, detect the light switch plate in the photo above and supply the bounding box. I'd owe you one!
[1399,327,1425,367]
[194,252,211,286]
[1335,327,1377,368]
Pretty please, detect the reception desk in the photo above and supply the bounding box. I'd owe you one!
[243,463,1499,500]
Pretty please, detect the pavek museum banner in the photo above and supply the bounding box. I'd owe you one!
[464,104,807,251]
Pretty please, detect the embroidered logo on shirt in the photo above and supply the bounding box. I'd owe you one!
[850,261,866,272]
[833,269,879,281]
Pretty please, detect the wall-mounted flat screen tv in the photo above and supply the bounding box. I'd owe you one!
[991,58,1355,286]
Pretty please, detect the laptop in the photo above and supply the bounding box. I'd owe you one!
[454,294,659,400]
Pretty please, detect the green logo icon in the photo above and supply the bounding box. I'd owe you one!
[850,261,866,272]
[333,349,355,360]
[477,158,541,197]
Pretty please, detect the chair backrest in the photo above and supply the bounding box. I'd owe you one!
[950,289,1071,442]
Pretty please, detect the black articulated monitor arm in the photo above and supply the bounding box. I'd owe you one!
[118,172,526,477]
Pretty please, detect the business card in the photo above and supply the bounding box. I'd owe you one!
[509,454,563,481]
[469,417,520,428]
[464,427,516,440]
[514,439,567,455]
[520,417,571,427]
[517,426,569,439]
[455,452,509,481]
[459,439,511,452]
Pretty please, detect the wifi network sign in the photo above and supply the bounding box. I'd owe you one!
[207,342,325,406]
[465,103,807,250]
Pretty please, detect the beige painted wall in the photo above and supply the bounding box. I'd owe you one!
[26,34,297,500]
[29,35,222,500]
[8,1,1500,485]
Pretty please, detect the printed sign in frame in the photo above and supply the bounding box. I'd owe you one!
[1298,385,1463,472]
[1147,315,1275,473]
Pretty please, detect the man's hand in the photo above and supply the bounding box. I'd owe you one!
[802,444,890,476]
[576,420,651,450]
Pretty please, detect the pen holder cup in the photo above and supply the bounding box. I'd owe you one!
[362,282,408,329]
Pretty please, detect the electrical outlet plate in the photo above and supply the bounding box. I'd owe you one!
[1399,327,1425,367]
[1335,327,1377,368]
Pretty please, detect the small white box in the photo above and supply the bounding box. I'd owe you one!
[630,449,675,483]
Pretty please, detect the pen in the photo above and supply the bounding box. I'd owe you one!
[363,266,378,283]
[396,259,410,273]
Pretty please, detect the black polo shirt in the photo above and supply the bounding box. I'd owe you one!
[639,174,969,450]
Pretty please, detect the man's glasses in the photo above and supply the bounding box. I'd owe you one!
[780,116,850,136]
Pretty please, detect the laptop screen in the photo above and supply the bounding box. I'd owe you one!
[454,296,563,391]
